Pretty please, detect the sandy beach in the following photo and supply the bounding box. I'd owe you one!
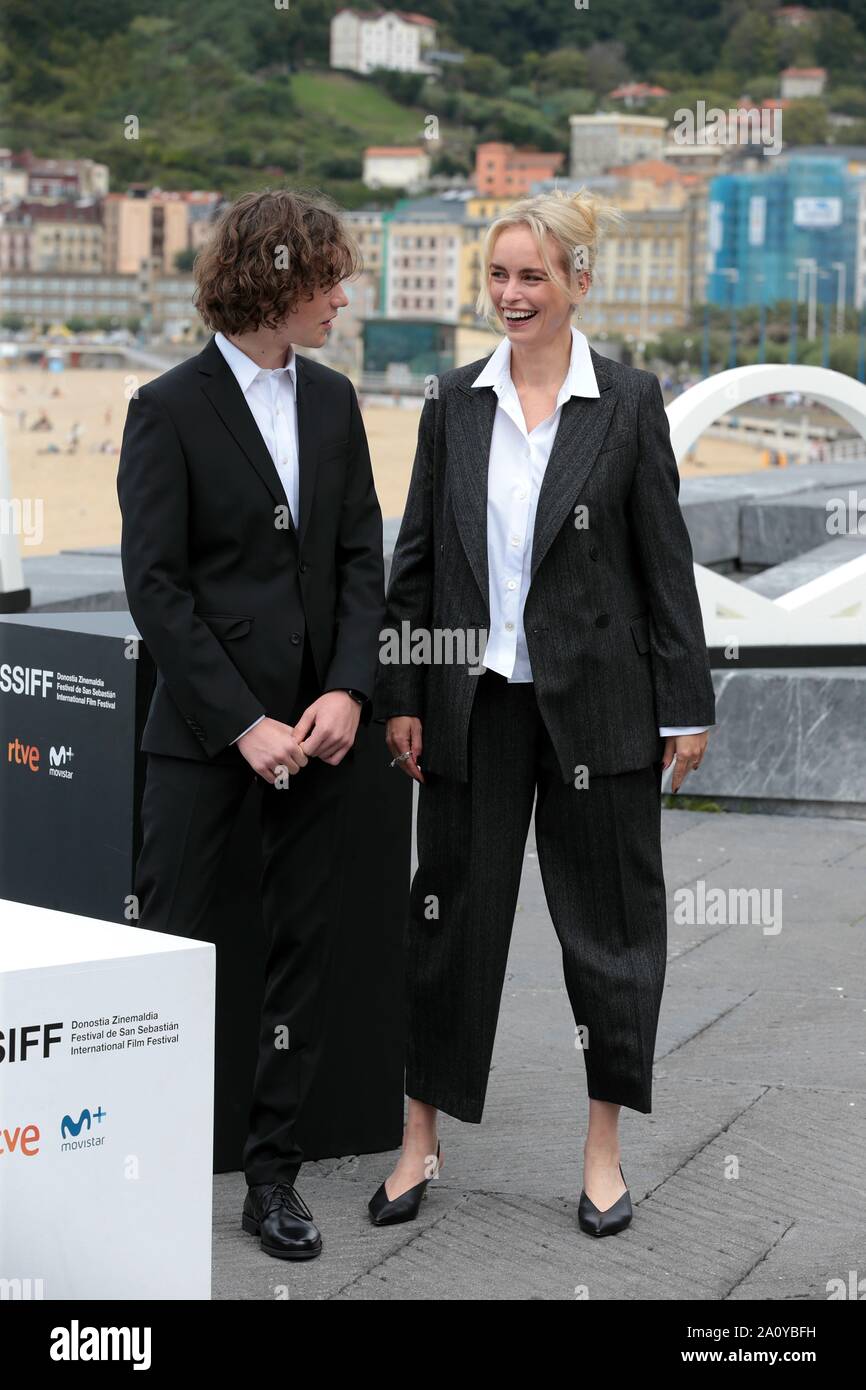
[2,365,769,557]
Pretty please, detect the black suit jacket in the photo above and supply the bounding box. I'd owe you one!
[373,348,715,783]
[117,335,385,764]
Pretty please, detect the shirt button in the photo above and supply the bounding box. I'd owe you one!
[505,622,514,631]
[510,535,521,545]
[506,579,517,590]
[516,488,527,499]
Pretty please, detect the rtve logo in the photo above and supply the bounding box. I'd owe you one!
[7,737,40,771]
[0,1122,40,1157]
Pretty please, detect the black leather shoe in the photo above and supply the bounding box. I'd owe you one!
[242,1182,322,1259]
[577,1162,632,1237]
[368,1141,442,1226]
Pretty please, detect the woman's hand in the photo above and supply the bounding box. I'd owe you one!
[662,732,709,793]
[386,716,425,784]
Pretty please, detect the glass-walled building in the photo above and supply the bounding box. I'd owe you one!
[707,155,861,310]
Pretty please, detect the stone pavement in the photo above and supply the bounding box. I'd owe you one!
[212,806,866,1300]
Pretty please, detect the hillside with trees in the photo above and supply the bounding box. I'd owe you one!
[2,0,866,203]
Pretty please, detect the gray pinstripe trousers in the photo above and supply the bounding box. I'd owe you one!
[405,668,667,1121]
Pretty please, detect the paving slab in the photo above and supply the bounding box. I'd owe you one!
[212,808,866,1300]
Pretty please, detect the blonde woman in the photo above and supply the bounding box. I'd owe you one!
[369,189,714,1236]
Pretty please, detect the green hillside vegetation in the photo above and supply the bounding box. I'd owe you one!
[2,0,866,204]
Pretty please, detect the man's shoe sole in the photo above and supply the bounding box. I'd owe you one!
[241,1213,323,1259]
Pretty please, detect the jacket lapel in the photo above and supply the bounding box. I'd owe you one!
[197,335,320,546]
[447,381,498,611]
[452,347,618,608]
[530,351,616,580]
[293,354,318,548]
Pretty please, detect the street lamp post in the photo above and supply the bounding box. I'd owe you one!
[819,270,831,369]
[702,301,710,379]
[721,267,739,370]
[754,271,766,364]
[682,335,693,389]
[786,270,800,364]
[831,260,846,336]
[802,257,818,342]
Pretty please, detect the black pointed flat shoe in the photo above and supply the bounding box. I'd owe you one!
[368,1141,442,1226]
[577,1161,632,1237]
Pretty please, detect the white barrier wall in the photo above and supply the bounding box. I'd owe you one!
[0,901,214,1300]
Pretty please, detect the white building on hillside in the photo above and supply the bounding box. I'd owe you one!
[363,146,431,190]
[330,8,437,75]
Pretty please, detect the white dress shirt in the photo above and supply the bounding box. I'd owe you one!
[214,331,300,745]
[471,325,708,739]
[215,330,299,525]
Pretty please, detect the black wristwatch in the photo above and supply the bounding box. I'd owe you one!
[343,689,366,705]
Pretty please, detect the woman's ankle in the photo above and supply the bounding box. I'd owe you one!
[402,1127,438,1154]
[583,1139,620,1163]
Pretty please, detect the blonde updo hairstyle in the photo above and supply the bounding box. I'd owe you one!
[475,186,626,332]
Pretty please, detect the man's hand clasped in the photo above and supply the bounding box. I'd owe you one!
[236,692,361,784]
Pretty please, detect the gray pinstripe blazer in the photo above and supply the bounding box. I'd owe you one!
[372,347,716,783]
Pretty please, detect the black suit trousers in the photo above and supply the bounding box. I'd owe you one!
[405,668,668,1121]
[133,636,354,1186]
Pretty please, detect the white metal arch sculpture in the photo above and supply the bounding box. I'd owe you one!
[666,365,866,648]
[666,363,866,460]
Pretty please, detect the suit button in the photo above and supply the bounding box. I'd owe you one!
[595,613,610,628]
[589,545,599,560]
[290,632,302,645]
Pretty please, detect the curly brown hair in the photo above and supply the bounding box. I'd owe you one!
[193,188,363,334]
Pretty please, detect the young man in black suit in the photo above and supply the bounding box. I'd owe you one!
[117,189,385,1260]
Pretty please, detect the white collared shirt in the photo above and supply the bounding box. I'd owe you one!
[214,330,299,529]
[471,325,707,739]
[214,330,300,746]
